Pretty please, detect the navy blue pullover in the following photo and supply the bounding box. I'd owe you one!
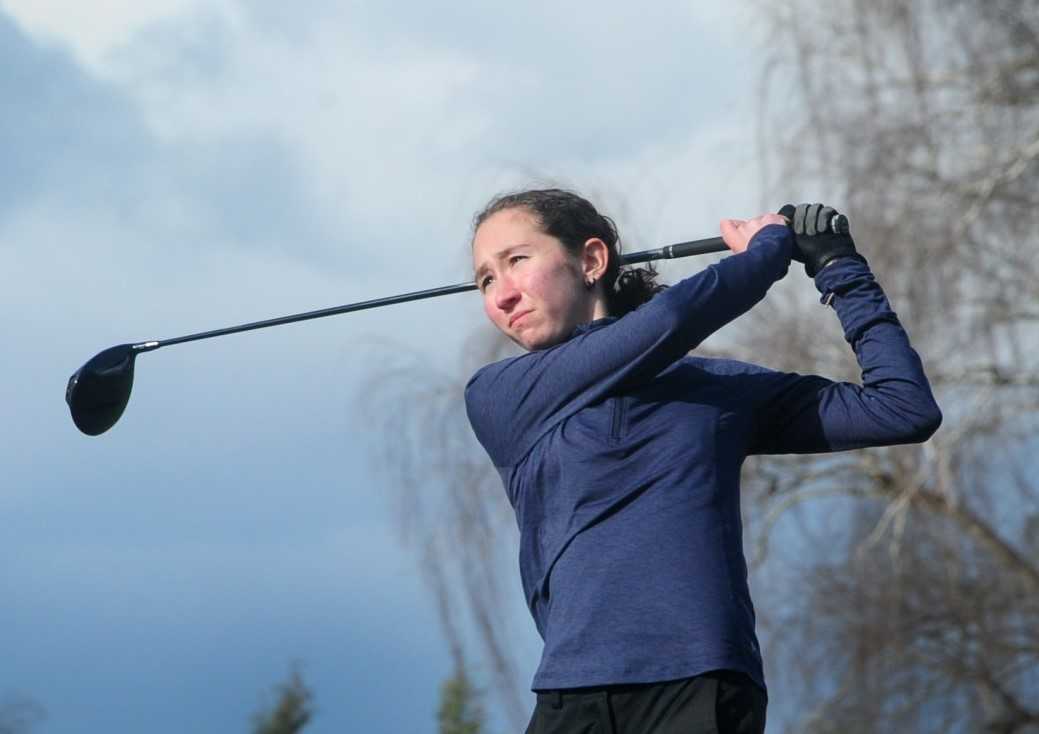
[464,224,941,693]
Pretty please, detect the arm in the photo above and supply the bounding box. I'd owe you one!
[747,255,942,454]
[467,223,794,467]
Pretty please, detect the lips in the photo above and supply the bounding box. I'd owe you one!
[509,311,532,328]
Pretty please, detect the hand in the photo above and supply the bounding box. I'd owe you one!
[778,203,857,277]
[720,213,787,254]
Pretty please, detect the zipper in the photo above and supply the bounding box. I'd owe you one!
[610,397,626,441]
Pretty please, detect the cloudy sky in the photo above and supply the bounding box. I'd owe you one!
[1,1,772,731]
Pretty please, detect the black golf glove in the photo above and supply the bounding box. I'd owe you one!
[778,203,857,277]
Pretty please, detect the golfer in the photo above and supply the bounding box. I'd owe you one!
[465,189,941,733]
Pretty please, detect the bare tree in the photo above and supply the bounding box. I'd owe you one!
[744,0,1039,730]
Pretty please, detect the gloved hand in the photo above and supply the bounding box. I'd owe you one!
[778,203,857,277]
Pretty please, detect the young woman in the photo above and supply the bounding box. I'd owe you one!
[465,189,941,734]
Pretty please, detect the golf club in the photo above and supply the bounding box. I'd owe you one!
[66,216,845,436]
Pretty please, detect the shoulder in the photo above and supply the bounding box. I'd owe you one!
[463,351,540,427]
[464,353,527,398]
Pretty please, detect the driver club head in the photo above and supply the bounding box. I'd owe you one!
[66,344,138,436]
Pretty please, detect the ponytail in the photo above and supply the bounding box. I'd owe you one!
[609,265,667,317]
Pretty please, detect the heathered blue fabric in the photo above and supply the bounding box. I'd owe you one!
[463,224,942,693]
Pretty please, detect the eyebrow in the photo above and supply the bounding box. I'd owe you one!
[473,244,531,282]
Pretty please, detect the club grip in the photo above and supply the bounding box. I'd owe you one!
[781,209,851,235]
[662,237,728,259]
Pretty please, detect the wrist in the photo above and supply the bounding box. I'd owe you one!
[746,223,792,250]
[820,253,867,271]
[813,248,860,275]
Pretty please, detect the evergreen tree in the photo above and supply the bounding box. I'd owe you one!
[437,667,485,734]
[251,668,313,734]
[0,694,44,734]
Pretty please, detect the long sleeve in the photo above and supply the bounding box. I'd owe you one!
[747,255,942,455]
[466,224,794,468]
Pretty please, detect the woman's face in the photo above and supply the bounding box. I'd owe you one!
[473,208,601,351]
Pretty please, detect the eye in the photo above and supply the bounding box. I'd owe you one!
[509,255,527,265]
[479,274,494,291]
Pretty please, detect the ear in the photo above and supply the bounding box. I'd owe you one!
[581,237,610,284]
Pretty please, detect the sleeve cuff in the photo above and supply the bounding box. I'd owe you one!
[814,253,871,307]
[747,223,794,255]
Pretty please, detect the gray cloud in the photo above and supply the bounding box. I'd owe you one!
[236,0,746,161]
[0,10,332,262]
[0,13,150,217]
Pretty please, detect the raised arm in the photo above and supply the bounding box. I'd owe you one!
[747,209,942,454]
[466,223,794,467]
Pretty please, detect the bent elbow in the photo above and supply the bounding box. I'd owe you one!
[907,401,943,443]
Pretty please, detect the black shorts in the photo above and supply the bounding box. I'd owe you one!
[526,670,767,734]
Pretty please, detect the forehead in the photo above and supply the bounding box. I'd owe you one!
[472,208,545,266]
[474,207,540,246]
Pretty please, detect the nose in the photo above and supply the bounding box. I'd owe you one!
[494,274,521,312]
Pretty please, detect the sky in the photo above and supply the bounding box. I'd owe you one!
[0,2,772,732]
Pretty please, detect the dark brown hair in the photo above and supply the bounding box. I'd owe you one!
[472,188,666,317]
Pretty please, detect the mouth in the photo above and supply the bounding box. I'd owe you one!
[509,311,532,328]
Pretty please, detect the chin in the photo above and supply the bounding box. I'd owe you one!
[517,330,565,352]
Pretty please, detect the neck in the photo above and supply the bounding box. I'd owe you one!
[588,290,611,322]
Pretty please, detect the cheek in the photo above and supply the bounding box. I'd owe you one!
[482,296,500,324]
[531,265,579,315]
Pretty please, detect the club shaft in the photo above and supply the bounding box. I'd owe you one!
[135,235,727,352]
